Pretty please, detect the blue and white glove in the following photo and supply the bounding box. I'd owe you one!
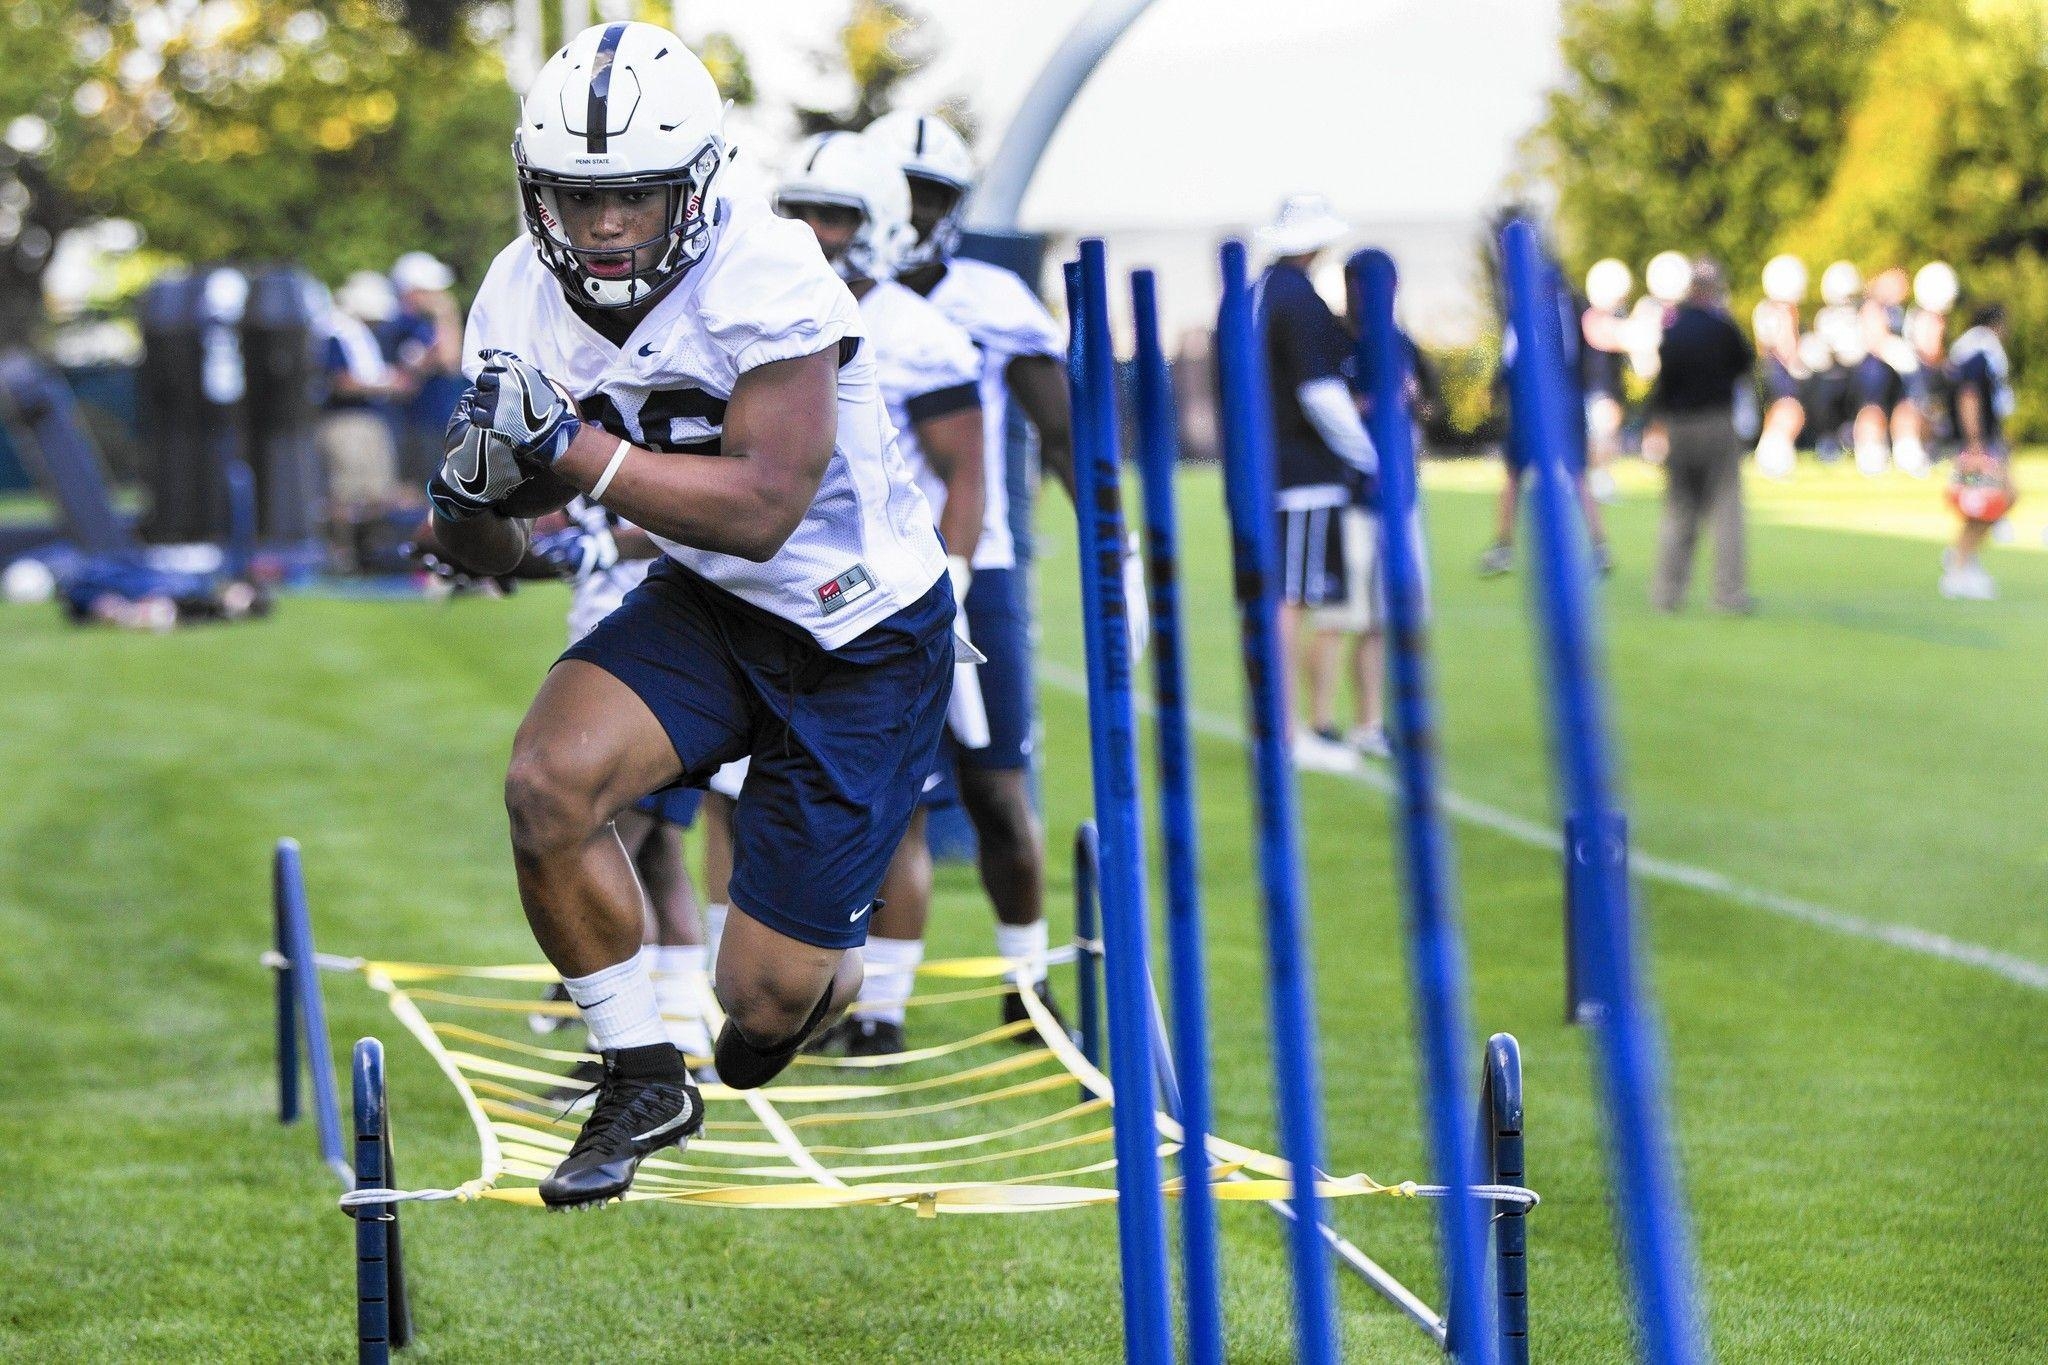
[428,400,526,521]
[532,523,620,583]
[470,349,583,467]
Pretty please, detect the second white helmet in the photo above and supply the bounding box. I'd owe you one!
[775,131,914,283]
[1645,250,1693,304]
[1761,254,1808,305]
[1585,258,1632,311]
[1913,261,1958,312]
[864,109,975,273]
[1820,260,1863,306]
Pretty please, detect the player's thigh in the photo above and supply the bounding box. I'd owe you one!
[715,905,850,1020]
[543,563,755,803]
[729,624,953,952]
[510,661,686,824]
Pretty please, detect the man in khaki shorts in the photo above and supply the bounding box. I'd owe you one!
[1307,482,1429,759]
[317,271,410,565]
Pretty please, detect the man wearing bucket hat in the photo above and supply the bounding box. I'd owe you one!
[1253,195,1381,769]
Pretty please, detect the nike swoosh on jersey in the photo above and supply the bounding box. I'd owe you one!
[638,341,658,356]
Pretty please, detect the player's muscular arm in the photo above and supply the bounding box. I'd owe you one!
[1006,354,1075,501]
[554,348,838,563]
[916,406,984,561]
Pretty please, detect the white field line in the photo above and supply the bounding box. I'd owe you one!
[1037,661,2048,994]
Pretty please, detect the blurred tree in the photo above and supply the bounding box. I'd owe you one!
[1529,0,1902,279]
[0,0,520,341]
[795,0,970,137]
[1781,0,2048,434]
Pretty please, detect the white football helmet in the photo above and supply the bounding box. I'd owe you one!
[1913,261,1958,312]
[1820,260,1862,306]
[864,109,975,272]
[513,22,730,310]
[1762,254,1808,305]
[1585,258,1632,311]
[1645,250,1693,304]
[774,131,914,284]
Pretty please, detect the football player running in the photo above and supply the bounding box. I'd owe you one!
[865,110,1146,1030]
[768,130,986,1055]
[428,24,956,1209]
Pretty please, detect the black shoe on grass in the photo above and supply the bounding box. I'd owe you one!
[538,1044,701,1209]
[1002,979,1069,1044]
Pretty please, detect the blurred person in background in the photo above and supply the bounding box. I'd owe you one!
[384,251,467,486]
[1811,261,1866,463]
[1751,254,1808,479]
[1580,257,1633,502]
[1858,266,1929,475]
[318,270,411,568]
[1648,257,1755,613]
[1251,194,1379,770]
[1940,304,2017,600]
[1907,262,1959,451]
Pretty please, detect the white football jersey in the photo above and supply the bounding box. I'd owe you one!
[919,258,1065,572]
[856,280,981,535]
[465,194,945,649]
[561,497,652,645]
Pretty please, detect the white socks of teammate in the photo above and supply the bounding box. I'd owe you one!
[1755,433,1797,480]
[561,955,667,1052]
[704,904,729,964]
[995,920,1050,988]
[641,943,715,1059]
[855,936,923,1025]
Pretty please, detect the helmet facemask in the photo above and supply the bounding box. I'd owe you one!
[898,172,965,274]
[517,137,726,310]
[774,193,888,284]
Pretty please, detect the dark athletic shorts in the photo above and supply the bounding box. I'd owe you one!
[563,559,954,950]
[1275,501,1348,607]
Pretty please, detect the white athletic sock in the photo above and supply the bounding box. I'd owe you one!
[651,944,712,1058]
[995,920,1050,987]
[855,936,923,1025]
[561,954,667,1052]
[704,904,729,970]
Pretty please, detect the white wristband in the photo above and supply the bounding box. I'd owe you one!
[589,438,631,502]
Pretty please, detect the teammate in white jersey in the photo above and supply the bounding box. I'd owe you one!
[425,24,955,1209]
[769,130,985,1056]
[866,111,1147,1028]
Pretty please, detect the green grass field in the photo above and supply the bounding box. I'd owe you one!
[5,463,2045,1362]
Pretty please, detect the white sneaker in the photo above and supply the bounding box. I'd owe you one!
[1291,731,1359,774]
[1347,726,1392,760]
[1893,438,1930,477]
[1755,436,1796,480]
[1855,440,1890,477]
[1588,467,1618,503]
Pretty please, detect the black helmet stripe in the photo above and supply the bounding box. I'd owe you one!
[586,23,628,153]
[914,117,926,155]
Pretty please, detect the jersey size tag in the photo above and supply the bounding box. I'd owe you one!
[815,564,875,615]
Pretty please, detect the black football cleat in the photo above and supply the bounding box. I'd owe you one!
[538,1043,701,1210]
[1002,978,1070,1044]
[811,1016,906,1058]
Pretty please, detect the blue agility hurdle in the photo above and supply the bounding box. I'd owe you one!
[1348,248,1499,1365]
[1062,244,1176,1365]
[272,837,350,1183]
[1129,266,1227,1365]
[1212,238,1343,1365]
[351,1039,413,1364]
[1500,217,1706,1364]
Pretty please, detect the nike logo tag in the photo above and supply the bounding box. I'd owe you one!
[848,901,875,923]
[638,342,657,356]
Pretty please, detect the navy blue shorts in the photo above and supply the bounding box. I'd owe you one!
[562,560,954,950]
[633,786,701,827]
[1764,357,1802,403]
[1857,356,1903,410]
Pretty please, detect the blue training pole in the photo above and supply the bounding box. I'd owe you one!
[1500,219,1706,1364]
[1129,266,1226,1365]
[1213,239,1341,1365]
[1349,250,1497,1365]
[1073,822,1106,1077]
[275,837,350,1182]
[1063,247,1175,1365]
